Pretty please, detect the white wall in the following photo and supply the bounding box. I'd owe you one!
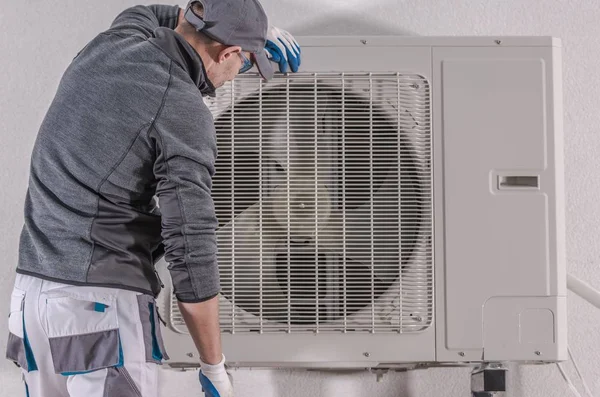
[1,0,599,396]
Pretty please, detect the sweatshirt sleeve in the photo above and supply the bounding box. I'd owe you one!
[109,4,181,38]
[150,81,220,303]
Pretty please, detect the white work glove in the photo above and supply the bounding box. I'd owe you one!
[199,354,234,397]
[264,26,301,73]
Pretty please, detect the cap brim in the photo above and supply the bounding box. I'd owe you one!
[254,50,274,81]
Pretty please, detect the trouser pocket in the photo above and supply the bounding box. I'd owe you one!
[6,287,37,371]
[41,287,144,396]
[41,288,122,375]
[136,295,169,364]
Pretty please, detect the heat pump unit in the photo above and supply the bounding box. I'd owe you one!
[156,36,566,369]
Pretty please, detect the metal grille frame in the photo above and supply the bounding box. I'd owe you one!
[170,72,433,335]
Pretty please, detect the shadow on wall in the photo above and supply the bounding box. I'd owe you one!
[272,369,412,397]
[286,13,416,36]
[511,363,525,397]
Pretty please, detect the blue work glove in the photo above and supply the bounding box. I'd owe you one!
[264,26,301,73]
[199,354,233,397]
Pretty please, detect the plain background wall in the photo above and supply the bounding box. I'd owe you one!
[1,0,599,396]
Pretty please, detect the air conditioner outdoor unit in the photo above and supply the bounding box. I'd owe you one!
[156,36,566,370]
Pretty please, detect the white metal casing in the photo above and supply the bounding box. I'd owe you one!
[157,36,566,368]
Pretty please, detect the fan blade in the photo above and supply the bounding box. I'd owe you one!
[217,202,289,320]
[265,85,340,242]
[318,176,407,283]
[218,197,338,325]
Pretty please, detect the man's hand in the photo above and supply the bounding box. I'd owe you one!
[264,26,301,73]
[199,354,234,397]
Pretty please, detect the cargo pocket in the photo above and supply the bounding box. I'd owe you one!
[136,295,169,364]
[6,287,37,371]
[41,290,122,375]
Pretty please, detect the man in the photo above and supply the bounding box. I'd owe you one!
[5,1,300,396]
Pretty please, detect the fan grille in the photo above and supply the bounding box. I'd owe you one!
[170,73,432,334]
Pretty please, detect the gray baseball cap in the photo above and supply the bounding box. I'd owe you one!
[184,0,274,80]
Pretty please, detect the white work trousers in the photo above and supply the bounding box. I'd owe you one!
[6,274,170,397]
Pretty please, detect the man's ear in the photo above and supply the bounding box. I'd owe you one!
[218,46,242,64]
[177,8,186,27]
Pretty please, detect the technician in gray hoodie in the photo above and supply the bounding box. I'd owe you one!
[5,1,300,396]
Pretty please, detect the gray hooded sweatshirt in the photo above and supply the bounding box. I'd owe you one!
[17,4,220,303]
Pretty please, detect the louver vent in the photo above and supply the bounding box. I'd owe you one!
[170,73,433,334]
